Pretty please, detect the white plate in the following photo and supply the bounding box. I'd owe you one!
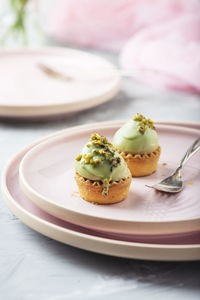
[19,121,200,235]
[2,126,200,261]
[0,48,120,119]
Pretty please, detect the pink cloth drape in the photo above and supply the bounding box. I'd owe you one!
[46,0,200,52]
[120,14,200,93]
[44,0,200,93]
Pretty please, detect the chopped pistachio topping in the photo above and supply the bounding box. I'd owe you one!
[76,133,123,196]
[133,113,155,134]
[90,133,110,144]
[102,178,110,196]
[79,133,121,170]
[76,154,82,161]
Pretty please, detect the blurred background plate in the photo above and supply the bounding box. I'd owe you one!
[0,47,120,119]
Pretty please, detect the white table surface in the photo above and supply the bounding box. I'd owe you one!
[0,47,200,300]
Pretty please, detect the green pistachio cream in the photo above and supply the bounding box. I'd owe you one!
[113,114,159,154]
[75,133,130,195]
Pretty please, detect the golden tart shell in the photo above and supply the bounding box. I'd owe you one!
[75,172,131,204]
[117,146,161,177]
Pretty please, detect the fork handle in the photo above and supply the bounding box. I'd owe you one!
[175,136,200,176]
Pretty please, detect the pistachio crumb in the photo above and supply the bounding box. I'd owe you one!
[102,178,110,196]
[76,154,82,161]
[133,113,155,134]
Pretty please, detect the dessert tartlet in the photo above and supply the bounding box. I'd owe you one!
[112,114,161,177]
[75,133,131,204]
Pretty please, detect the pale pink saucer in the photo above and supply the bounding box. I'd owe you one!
[2,125,200,261]
[0,48,120,119]
[19,122,200,235]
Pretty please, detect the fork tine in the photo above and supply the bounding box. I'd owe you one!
[145,185,154,189]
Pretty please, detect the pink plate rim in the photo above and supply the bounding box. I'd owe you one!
[18,121,200,235]
[1,121,200,261]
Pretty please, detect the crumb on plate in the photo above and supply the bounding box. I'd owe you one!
[71,191,80,198]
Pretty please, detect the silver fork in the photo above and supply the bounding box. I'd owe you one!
[146,136,200,193]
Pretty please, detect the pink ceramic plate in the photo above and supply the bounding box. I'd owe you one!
[0,48,119,119]
[2,130,200,261]
[156,121,200,131]
[19,122,200,235]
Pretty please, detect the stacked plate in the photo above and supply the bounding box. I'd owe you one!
[2,121,200,261]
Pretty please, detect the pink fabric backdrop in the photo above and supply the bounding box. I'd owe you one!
[120,14,200,94]
[44,0,200,93]
[46,0,200,52]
